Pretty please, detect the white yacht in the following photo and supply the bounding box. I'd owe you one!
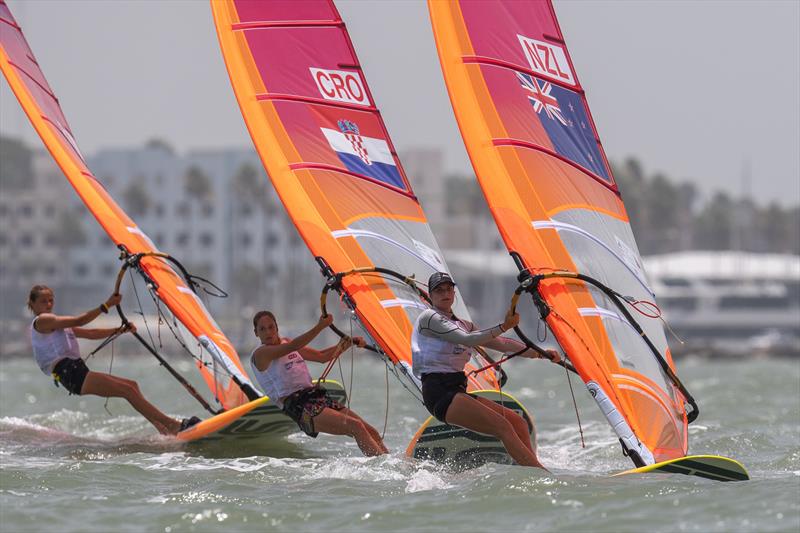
[644,251,800,356]
[445,250,800,357]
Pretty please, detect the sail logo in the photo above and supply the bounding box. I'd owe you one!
[412,239,445,269]
[517,73,567,125]
[338,120,371,165]
[517,35,575,86]
[614,235,645,278]
[310,67,370,107]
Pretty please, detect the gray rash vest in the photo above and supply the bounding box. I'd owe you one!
[411,309,509,378]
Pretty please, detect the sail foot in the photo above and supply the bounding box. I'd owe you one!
[586,381,655,467]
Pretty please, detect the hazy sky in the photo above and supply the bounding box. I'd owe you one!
[1,0,798,207]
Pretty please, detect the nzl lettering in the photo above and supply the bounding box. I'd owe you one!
[309,67,370,107]
[517,35,575,86]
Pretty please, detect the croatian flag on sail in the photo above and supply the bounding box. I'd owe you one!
[517,72,610,182]
[321,120,405,190]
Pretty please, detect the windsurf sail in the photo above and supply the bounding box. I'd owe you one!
[210,0,499,395]
[429,0,693,465]
[0,0,256,412]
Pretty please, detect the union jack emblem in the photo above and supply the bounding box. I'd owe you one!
[516,72,567,126]
[337,119,371,165]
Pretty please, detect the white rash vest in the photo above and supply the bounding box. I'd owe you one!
[30,317,81,374]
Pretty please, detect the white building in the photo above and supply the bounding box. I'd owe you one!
[0,142,323,329]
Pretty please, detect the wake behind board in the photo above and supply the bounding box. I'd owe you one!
[614,455,749,482]
[406,390,532,470]
[176,380,346,444]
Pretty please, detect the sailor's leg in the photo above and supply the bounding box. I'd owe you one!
[471,395,536,454]
[80,371,181,435]
[339,407,389,453]
[445,393,545,469]
[312,407,386,456]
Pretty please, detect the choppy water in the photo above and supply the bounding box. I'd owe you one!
[1,354,798,532]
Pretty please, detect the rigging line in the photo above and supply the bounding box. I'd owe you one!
[155,296,163,349]
[348,315,354,410]
[103,336,116,417]
[148,290,203,364]
[130,269,158,350]
[381,359,389,441]
[544,307,597,449]
[112,262,219,415]
[547,271,699,422]
[196,286,221,394]
[83,324,127,362]
[537,314,548,342]
[564,356,585,448]
[660,316,685,345]
[621,293,684,344]
[145,285,227,387]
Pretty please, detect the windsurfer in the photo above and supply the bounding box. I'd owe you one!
[251,311,389,456]
[27,285,199,435]
[412,272,560,469]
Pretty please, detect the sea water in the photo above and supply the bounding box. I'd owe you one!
[1,354,798,532]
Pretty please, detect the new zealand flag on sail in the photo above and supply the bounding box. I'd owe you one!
[320,119,405,190]
[517,72,610,182]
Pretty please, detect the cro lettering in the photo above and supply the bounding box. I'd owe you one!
[310,67,370,106]
[517,35,575,87]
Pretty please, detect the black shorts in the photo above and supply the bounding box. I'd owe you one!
[421,371,469,423]
[52,358,89,395]
[282,386,344,438]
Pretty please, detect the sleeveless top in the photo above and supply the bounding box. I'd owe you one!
[250,341,313,407]
[411,309,503,378]
[30,317,81,375]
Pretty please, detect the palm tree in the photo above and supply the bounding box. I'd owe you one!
[0,135,33,191]
[122,179,151,217]
[230,163,272,309]
[184,165,212,203]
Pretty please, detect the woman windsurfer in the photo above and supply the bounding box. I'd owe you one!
[412,272,560,469]
[251,311,389,456]
[27,285,199,435]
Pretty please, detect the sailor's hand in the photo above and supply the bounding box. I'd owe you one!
[543,349,562,364]
[319,314,334,329]
[334,336,353,355]
[352,336,366,348]
[339,336,352,348]
[501,309,520,332]
[105,293,122,308]
[123,323,137,334]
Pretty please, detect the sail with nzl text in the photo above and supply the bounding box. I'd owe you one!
[429,0,695,466]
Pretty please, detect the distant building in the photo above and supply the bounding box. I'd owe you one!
[644,251,800,354]
[0,140,322,329]
[0,149,94,316]
[401,148,503,251]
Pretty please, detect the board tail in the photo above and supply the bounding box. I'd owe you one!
[406,389,533,470]
[614,455,749,482]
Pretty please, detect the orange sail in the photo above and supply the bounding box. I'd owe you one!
[429,0,691,464]
[0,0,253,411]
[210,0,499,393]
